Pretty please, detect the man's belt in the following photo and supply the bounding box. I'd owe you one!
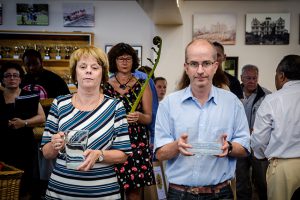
[169,181,230,194]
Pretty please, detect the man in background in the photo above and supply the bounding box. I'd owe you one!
[236,64,271,200]
[154,77,167,102]
[251,55,300,200]
[22,49,70,114]
[21,49,70,199]
[212,41,243,99]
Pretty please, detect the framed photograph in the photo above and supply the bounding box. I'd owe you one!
[105,45,113,54]
[223,56,238,78]
[132,45,142,66]
[105,45,142,66]
[245,13,290,45]
[63,3,94,27]
[16,4,49,25]
[193,14,236,45]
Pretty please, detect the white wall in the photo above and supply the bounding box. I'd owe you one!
[1,0,300,93]
[177,1,300,92]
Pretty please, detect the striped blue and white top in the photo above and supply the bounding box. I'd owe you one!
[41,94,132,200]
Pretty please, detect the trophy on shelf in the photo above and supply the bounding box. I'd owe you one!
[13,46,20,59]
[44,46,51,60]
[65,46,71,59]
[4,47,11,58]
[55,46,62,60]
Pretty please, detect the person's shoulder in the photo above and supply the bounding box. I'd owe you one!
[43,69,64,80]
[55,94,72,103]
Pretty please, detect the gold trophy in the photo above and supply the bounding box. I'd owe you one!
[44,46,51,60]
[55,46,62,60]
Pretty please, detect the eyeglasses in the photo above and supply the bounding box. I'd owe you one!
[186,60,215,69]
[3,73,20,79]
[117,56,132,62]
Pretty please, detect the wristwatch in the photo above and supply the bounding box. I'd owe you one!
[24,121,28,127]
[227,141,233,155]
[98,150,104,162]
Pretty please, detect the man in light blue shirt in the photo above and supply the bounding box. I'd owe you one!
[154,39,250,200]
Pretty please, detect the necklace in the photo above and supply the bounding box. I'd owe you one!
[115,74,133,90]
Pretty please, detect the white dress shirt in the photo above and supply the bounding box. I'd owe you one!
[251,80,300,159]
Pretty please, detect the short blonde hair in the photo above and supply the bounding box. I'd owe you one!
[69,46,109,87]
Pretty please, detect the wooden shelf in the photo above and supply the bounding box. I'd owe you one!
[0,30,94,80]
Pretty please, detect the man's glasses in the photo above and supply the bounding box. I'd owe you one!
[186,60,215,69]
[117,56,132,62]
[3,73,20,79]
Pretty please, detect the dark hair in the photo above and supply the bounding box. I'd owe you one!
[22,49,43,62]
[0,62,25,84]
[154,77,167,84]
[212,41,224,53]
[213,67,229,88]
[277,54,300,80]
[177,72,190,90]
[108,43,140,73]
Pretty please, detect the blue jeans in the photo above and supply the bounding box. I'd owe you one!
[167,185,233,200]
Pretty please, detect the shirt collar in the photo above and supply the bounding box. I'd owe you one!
[282,80,300,89]
[181,85,217,105]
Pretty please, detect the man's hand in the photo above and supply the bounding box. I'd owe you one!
[178,133,194,156]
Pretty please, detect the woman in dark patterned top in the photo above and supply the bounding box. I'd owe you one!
[104,43,155,200]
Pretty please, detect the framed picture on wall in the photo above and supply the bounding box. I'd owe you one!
[105,45,113,54]
[132,45,142,66]
[16,4,49,25]
[105,44,142,66]
[245,13,290,45]
[0,3,2,25]
[63,3,94,27]
[193,13,237,45]
[223,56,238,78]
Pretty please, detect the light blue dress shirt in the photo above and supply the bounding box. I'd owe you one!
[154,85,250,186]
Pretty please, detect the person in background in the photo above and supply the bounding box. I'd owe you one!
[41,46,132,199]
[0,62,45,199]
[22,49,70,115]
[251,55,300,200]
[21,48,70,198]
[104,43,155,200]
[236,64,271,200]
[212,41,243,99]
[155,39,250,200]
[154,77,167,102]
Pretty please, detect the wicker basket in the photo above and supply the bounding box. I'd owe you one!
[0,162,24,200]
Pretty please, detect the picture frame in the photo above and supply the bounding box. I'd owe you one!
[105,45,113,54]
[223,56,238,78]
[16,4,49,26]
[132,45,142,66]
[193,13,237,45]
[105,44,142,66]
[245,13,290,45]
[63,3,94,27]
[0,3,2,25]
